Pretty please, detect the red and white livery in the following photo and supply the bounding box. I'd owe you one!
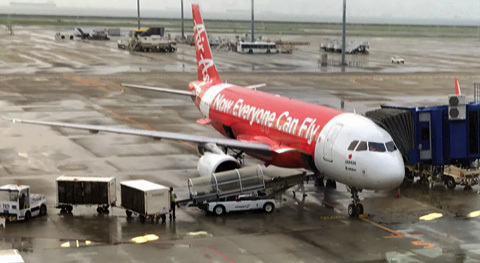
[11,4,404,217]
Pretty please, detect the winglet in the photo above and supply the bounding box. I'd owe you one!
[455,78,461,95]
[192,4,221,84]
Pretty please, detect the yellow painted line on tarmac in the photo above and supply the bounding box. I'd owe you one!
[358,216,404,238]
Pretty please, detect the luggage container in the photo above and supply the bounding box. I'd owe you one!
[56,176,116,214]
[120,180,170,223]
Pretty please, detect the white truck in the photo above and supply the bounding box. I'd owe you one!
[204,194,279,216]
[442,165,480,189]
[0,184,47,221]
[120,180,171,223]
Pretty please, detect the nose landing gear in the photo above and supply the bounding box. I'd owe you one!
[347,187,364,218]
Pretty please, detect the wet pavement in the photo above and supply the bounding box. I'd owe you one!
[0,26,480,262]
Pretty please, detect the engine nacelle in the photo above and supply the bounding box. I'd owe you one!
[197,152,240,177]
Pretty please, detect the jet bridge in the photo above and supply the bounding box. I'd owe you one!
[366,95,480,168]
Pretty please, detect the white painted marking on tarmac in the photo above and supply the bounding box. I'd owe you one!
[187,231,212,237]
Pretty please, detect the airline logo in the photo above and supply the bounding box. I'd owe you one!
[212,93,321,144]
[193,22,214,82]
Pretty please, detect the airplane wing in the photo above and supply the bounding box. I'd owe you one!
[122,83,195,97]
[245,83,266,90]
[10,119,272,155]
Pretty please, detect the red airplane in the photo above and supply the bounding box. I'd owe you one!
[11,4,404,217]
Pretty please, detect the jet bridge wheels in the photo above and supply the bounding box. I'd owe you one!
[348,187,364,218]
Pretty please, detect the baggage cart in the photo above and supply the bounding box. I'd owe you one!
[56,176,116,214]
[121,180,170,223]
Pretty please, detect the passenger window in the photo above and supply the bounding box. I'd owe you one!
[385,141,397,152]
[348,140,359,151]
[368,142,386,152]
[356,141,367,151]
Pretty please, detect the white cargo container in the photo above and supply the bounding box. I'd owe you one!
[56,176,116,214]
[120,180,170,223]
[0,249,25,263]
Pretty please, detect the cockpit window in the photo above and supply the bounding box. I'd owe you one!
[356,141,367,151]
[368,142,386,152]
[386,141,397,152]
[348,140,359,151]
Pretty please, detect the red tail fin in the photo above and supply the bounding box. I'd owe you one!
[192,4,221,84]
[455,78,461,95]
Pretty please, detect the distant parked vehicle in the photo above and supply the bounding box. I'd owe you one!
[391,56,405,64]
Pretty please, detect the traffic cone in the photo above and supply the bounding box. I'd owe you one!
[396,187,401,198]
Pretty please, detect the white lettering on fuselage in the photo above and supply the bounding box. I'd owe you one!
[194,22,214,82]
[211,94,321,145]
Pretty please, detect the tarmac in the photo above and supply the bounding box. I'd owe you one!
[0,26,480,262]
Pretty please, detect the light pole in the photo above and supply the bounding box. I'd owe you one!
[251,0,254,42]
[181,0,184,39]
[137,0,141,29]
[341,0,346,66]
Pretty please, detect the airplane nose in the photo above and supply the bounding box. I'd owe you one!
[382,155,405,189]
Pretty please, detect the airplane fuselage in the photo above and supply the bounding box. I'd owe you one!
[189,80,405,190]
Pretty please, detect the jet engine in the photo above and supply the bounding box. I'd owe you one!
[197,152,240,177]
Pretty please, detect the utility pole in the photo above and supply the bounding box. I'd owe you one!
[137,0,141,29]
[181,0,184,39]
[341,0,346,66]
[251,0,254,42]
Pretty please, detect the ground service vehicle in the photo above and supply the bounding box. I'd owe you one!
[237,40,277,54]
[121,180,171,223]
[206,195,278,216]
[0,184,46,221]
[441,165,479,189]
[391,56,405,64]
[56,176,116,214]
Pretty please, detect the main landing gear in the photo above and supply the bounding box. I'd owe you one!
[347,187,364,218]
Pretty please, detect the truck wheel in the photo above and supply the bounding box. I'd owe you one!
[40,205,47,216]
[213,205,225,216]
[66,206,73,213]
[25,211,31,221]
[248,49,253,54]
[97,207,103,214]
[445,177,456,189]
[103,208,109,215]
[139,215,146,223]
[161,214,166,222]
[126,210,132,218]
[263,202,275,213]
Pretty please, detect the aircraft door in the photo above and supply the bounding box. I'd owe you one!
[418,112,432,160]
[323,123,343,162]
